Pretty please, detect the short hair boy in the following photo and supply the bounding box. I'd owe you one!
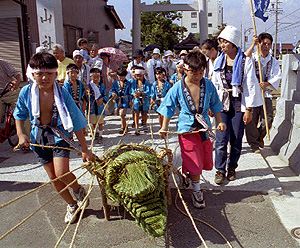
[158,51,226,209]
[109,67,131,134]
[13,52,94,224]
[86,67,108,142]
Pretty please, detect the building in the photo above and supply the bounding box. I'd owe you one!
[181,0,223,39]
[0,0,124,80]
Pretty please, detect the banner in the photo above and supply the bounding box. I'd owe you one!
[254,0,270,22]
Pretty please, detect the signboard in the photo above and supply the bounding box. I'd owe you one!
[36,0,64,50]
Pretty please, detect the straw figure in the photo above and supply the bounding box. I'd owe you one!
[84,143,173,238]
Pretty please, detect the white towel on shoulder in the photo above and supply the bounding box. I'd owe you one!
[31,81,74,132]
[89,81,101,100]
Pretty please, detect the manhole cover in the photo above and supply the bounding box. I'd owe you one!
[0,157,9,163]
[291,227,300,239]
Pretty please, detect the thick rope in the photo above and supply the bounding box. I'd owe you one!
[0,165,85,210]
[53,175,95,248]
[90,97,113,149]
[170,170,209,248]
[69,176,95,248]
[14,143,81,155]
[0,170,88,241]
[174,192,233,248]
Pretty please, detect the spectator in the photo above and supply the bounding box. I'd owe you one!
[73,50,90,88]
[52,44,74,85]
[100,52,119,115]
[88,44,103,70]
[146,48,162,84]
[0,59,22,120]
[126,49,147,81]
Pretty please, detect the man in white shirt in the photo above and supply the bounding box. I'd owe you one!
[244,33,282,153]
[126,49,147,80]
[146,48,162,84]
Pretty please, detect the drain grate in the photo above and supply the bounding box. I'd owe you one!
[291,227,300,239]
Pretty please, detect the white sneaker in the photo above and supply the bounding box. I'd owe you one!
[73,186,90,209]
[64,204,78,224]
[192,190,205,209]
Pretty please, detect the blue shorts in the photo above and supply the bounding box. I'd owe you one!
[133,108,148,115]
[34,140,70,166]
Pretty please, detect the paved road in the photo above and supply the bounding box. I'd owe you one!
[0,113,300,247]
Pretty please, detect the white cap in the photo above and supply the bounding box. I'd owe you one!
[35,46,48,53]
[73,50,84,58]
[153,48,160,54]
[164,50,173,57]
[218,25,241,47]
[179,50,188,56]
[176,59,184,67]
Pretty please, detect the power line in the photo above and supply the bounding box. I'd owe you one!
[279,7,300,21]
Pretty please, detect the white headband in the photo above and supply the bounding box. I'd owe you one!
[134,69,145,75]
[31,68,57,73]
[66,68,79,73]
[90,73,101,76]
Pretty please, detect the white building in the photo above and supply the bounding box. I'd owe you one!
[181,0,223,38]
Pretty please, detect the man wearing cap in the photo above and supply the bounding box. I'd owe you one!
[126,49,147,81]
[169,59,185,84]
[53,44,74,85]
[162,50,177,80]
[212,25,263,185]
[73,50,90,87]
[244,33,281,153]
[146,48,162,84]
[179,50,188,60]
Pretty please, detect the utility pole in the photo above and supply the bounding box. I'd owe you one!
[270,0,282,59]
[274,0,278,59]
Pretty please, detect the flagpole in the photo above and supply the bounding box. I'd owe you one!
[249,0,270,141]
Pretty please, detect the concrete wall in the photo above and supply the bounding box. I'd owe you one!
[270,54,300,175]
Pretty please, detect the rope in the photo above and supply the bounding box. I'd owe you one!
[174,192,233,248]
[0,165,85,210]
[69,176,95,248]
[90,97,113,149]
[0,170,88,241]
[53,175,95,248]
[170,170,209,248]
[162,125,232,247]
[14,143,81,155]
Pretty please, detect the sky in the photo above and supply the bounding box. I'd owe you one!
[109,0,300,47]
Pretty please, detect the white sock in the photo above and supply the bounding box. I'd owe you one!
[192,180,201,192]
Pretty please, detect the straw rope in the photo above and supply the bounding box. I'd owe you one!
[54,175,95,248]
[0,165,85,210]
[0,170,88,241]
[13,143,81,155]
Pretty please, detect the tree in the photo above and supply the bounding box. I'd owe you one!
[140,0,187,51]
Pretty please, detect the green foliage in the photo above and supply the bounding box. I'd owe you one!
[141,0,187,51]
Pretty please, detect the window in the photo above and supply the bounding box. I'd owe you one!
[208,23,213,27]
[191,12,197,18]
[191,23,197,28]
[208,12,212,17]
[63,25,83,56]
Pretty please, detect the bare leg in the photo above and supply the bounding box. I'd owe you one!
[134,112,140,129]
[43,158,79,204]
[142,113,148,126]
[190,174,200,182]
[121,115,126,129]
[158,114,163,128]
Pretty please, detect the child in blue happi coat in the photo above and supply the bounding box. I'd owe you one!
[86,67,108,142]
[13,52,94,224]
[63,64,86,113]
[109,67,132,134]
[130,66,151,135]
[150,67,172,127]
